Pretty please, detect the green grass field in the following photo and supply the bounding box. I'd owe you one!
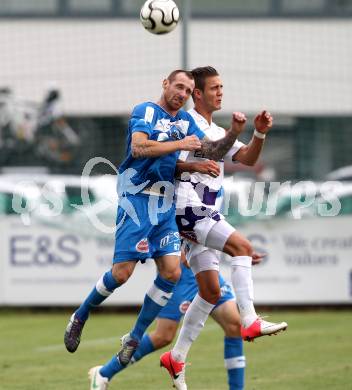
[1,310,351,390]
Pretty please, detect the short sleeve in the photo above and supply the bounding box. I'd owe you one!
[186,113,206,140]
[225,140,245,160]
[130,104,154,137]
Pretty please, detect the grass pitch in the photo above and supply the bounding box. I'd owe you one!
[0,310,351,389]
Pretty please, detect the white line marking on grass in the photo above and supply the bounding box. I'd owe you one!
[35,337,117,352]
[36,323,219,353]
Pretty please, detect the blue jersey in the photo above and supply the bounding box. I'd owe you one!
[118,102,205,195]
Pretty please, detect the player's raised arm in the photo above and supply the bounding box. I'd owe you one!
[199,111,247,161]
[131,132,201,159]
[233,110,273,166]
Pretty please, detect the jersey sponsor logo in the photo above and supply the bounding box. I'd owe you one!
[154,119,189,136]
[179,300,191,314]
[136,238,149,253]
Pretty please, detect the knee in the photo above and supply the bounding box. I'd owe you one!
[111,265,132,285]
[161,266,181,284]
[199,285,221,305]
[227,238,253,257]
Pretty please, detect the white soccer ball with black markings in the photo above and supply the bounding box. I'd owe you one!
[140,0,179,35]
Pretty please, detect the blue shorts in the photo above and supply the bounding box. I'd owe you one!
[158,264,235,322]
[113,194,181,263]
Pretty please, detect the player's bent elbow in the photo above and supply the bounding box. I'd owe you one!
[131,147,141,159]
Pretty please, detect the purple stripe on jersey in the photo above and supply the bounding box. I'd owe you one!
[179,180,219,206]
[176,206,221,237]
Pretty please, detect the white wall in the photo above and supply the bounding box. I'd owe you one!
[1,214,351,305]
[0,19,351,116]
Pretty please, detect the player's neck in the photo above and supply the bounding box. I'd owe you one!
[156,98,178,117]
[194,106,213,125]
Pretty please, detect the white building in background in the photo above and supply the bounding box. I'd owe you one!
[0,19,351,116]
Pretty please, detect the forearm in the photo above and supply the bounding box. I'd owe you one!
[175,161,199,175]
[235,134,265,166]
[200,130,239,161]
[132,139,181,158]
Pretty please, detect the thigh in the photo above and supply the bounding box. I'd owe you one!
[113,196,154,263]
[151,205,181,259]
[187,247,220,275]
[205,219,236,252]
[177,206,223,244]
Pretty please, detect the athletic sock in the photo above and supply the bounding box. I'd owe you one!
[99,334,155,380]
[131,334,155,363]
[230,256,257,327]
[172,293,215,362]
[75,270,120,322]
[130,274,175,342]
[224,336,245,390]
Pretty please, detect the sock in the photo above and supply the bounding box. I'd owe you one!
[75,270,120,322]
[131,334,155,363]
[130,274,175,342]
[224,337,245,390]
[230,256,257,327]
[99,334,155,380]
[172,294,215,362]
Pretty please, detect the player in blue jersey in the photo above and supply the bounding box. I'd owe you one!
[87,185,262,390]
[63,70,247,383]
[88,252,262,390]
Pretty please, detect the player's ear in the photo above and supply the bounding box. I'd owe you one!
[162,78,169,90]
[193,88,202,100]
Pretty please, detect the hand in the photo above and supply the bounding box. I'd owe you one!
[254,110,273,134]
[180,135,202,151]
[230,111,247,136]
[252,251,266,265]
[193,160,220,177]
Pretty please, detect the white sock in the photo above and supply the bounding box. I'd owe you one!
[231,256,257,328]
[172,294,215,362]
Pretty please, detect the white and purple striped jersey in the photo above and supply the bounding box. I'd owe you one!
[175,108,244,210]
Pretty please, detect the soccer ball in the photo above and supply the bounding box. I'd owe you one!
[140,0,179,35]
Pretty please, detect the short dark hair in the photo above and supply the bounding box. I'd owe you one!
[191,66,219,92]
[167,69,194,83]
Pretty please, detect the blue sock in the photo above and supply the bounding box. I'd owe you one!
[75,270,120,322]
[100,334,155,380]
[224,336,245,390]
[130,274,176,341]
[131,334,155,362]
[99,355,123,380]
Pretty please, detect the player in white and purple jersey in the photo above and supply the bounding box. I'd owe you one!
[62,69,248,389]
[160,66,287,389]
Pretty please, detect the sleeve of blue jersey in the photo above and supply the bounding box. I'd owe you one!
[130,104,153,136]
[187,114,205,139]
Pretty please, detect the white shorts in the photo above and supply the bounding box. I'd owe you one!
[176,206,235,248]
[183,219,236,273]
